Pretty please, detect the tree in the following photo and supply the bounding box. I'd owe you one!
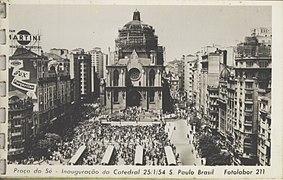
[198,135,220,158]
[206,152,231,165]
[189,116,201,131]
[33,133,61,158]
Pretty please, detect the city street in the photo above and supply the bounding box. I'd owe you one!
[167,118,202,166]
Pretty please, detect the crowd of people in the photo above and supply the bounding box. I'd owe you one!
[8,105,177,166]
[106,106,160,122]
[55,119,176,165]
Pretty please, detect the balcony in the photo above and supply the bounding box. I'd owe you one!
[244,129,253,134]
[14,124,22,128]
[11,115,23,119]
[260,120,268,130]
[258,132,265,139]
[210,109,218,114]
[201,68,208,73]
[11,139,24,144]
[244,142,253,148]
[265,140,271,147]
[244,108,253,112]
[11,132,22,137]
[245,100,253,105]
[210,103,218,106]
[233,126,240,131]
[245,112,253,117]
[245,90,254,94]
[258,144,266,153]
[210,95,218,99]
[8,147,24,155]
[217,98,226,104]
[245,86,254,90]
[258,88,267,93]
[259,108,269,115]
[244,121,253,126]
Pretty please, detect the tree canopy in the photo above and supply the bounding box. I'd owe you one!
[32,133,61,158]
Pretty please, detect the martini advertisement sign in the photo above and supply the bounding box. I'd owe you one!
[9,29,42,49]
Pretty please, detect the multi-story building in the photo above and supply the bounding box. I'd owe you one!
[165,59,181,76]
[197,46,219,114]
[184,55,197,105]
[192,28,271,165]
[104,10,171,114]
[9,48,72,136]
[178,57,185,102]
[8,91,33,159]
[200,49,226,116]
[217,66,236,155]
[73,51,95,102]
[257,91,271,166]
[49,48,69,58]
[231,27,271,165]
[165,59,184,104]
[89,47,104,79]
[192,52,203,111]
[165,72,179,102]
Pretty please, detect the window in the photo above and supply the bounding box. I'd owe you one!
[245,94,253,100]
[246,62,253,67]
[246,82,253,89]
[129,68,140,81]
[114,90,118,102]
[149,90,155,102]
[113,69,119,86]
[149,69,155,86]
[245,104,253,111]
[259,61,268,68]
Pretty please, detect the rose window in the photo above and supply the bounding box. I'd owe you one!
[129,68,141,81]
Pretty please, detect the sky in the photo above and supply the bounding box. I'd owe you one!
[9,5,271,61]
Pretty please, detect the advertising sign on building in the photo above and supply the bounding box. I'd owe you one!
[9,59,37,99]
[9,29,42,50]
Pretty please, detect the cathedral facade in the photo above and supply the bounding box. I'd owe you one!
[104,10,167,114]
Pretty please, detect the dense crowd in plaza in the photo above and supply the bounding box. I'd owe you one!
[106,106,161,122]
[8,104,179,165]
[57,119,176,165]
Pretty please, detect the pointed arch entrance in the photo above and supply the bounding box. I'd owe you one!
[127,89,142,107]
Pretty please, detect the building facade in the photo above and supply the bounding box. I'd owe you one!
[215,27,273,165]
[231,28,271,165]
[8,91,33,159]
[184,55,197,105]
[89,47,105,79]
[104,10,169,114]
[9,48,72,136]
[257,91,271,166]
[73,51,96,102]
[200,49,226,116]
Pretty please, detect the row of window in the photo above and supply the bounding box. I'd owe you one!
[112,69,156,86]
[235,61,269,68]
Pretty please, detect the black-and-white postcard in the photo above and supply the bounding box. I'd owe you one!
[0,0,283,179]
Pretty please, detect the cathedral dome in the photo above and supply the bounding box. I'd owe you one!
[122,10,153,31]
[116,10,158,59]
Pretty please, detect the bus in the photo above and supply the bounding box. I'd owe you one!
[134,145,144,165]
[164,146,177,166]
[68,145,86,165]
